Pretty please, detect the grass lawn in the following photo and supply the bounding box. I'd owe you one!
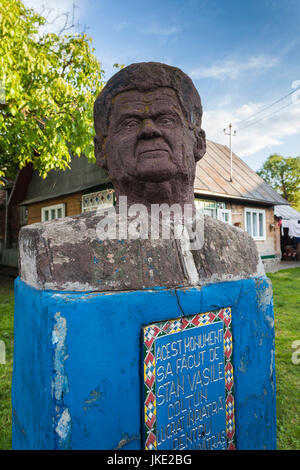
[0,278,14,450]
[0,268,299,450]
[267,267,300,450]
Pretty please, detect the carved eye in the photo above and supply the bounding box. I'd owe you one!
[123,119,140,130]
[157,115,176,127]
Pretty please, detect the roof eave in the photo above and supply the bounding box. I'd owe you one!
[194,189,288,206]
[20,181,112,206]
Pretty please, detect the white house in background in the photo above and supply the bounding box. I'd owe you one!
[1,140,288,271]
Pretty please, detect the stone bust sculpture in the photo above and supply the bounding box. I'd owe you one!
[93,62,206,211]
[19,62,263,292]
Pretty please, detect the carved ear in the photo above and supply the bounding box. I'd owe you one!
[194,128,206,162]
[94,134,108,170]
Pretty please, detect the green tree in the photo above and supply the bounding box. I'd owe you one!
[0,0,104,183]
[257,154,300,210]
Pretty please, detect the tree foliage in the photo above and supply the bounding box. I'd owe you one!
[0,0,104,183]
[257,154,300,210]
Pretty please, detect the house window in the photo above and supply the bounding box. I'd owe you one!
[20,206,28,225]
[244,208,266,240]
[217,208,232,225]
[82,189,115,213]
[41,203,65,222]
[195,199,226,219]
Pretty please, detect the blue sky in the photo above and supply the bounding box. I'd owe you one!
[25,0,300,171]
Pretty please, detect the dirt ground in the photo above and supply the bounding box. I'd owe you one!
[267,260,300,273]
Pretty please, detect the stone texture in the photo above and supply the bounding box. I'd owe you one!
[18,62,264,292]
[94,62,206,211]
[19,210,263,292]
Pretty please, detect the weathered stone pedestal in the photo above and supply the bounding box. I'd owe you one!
[12,213,276,450]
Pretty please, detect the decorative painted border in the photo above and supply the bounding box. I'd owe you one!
[143,308,236,450]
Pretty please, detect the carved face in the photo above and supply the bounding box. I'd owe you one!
[103,87,197,184]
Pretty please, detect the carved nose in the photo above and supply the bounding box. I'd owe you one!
[138,119,162,139]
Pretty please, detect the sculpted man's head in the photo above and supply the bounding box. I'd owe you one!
[94,62,206,208]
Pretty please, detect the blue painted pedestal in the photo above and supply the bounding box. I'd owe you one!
[12,275,276,450]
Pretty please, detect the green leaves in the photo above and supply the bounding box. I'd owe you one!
[257,154,300,210]
[0,0,104,180]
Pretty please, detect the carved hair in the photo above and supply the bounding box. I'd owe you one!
[94,62,203,137]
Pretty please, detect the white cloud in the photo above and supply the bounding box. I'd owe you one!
[190,55,279,80]
[202,99,300,159]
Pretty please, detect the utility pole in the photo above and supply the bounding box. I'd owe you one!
[224,124,236,182]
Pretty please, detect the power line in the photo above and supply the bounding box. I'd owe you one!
[236,88,297,128]
[222,86,299,163]
[236,100,294,132]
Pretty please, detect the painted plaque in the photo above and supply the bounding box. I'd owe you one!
[142,308,236,450]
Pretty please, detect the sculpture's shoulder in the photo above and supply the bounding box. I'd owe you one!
[18,209,187,291]
[18,209,264,292]
[18,210,103,290]
[194,214,264,283]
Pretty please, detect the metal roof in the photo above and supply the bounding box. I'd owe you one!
[274,205,300,219]
[195,141,288,205]
[20,140,288,206]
